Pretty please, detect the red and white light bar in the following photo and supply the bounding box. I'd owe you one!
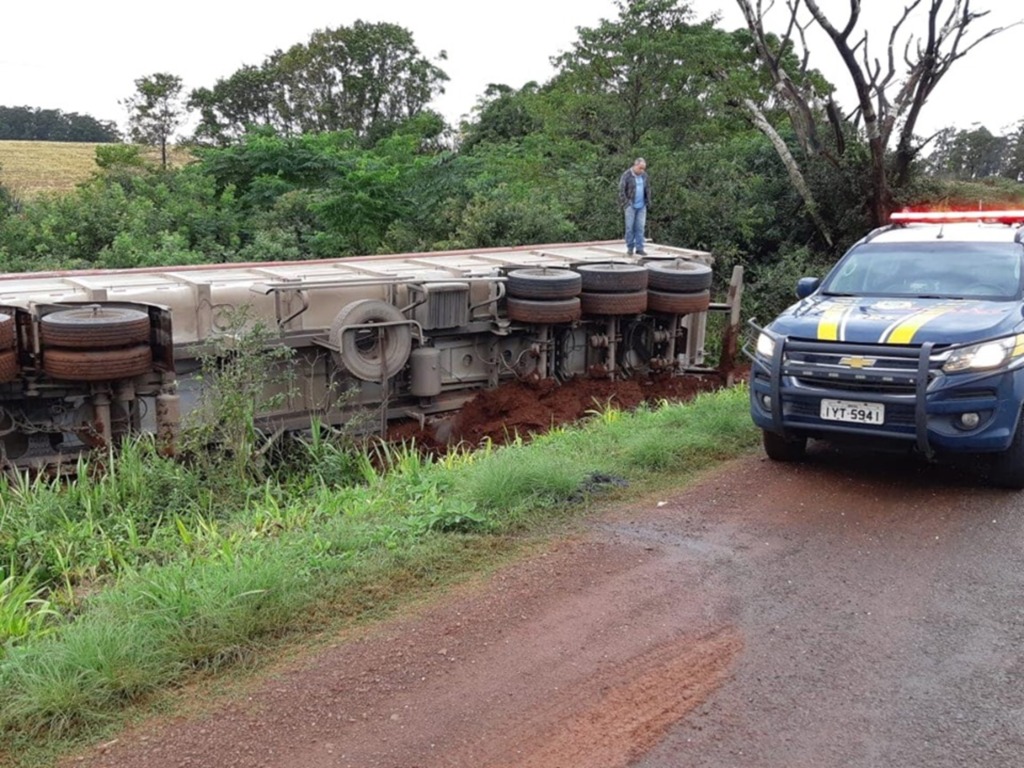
[891,210,1024,225]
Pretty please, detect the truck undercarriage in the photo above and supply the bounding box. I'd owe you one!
[0,240,743,470]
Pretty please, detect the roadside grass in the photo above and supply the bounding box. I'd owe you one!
[0,384,758,767]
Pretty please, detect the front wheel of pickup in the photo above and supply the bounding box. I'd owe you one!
[762,429,807,462]
[988,413,1024,489]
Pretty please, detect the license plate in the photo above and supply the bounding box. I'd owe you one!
[820,398,884,425]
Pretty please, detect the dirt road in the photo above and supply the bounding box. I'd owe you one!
[67,444,1024,768]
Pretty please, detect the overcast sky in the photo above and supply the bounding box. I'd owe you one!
[1,0,1021,137]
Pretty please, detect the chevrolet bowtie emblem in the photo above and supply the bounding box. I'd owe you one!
[839,356,877,369]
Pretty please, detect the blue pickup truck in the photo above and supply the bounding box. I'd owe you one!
[749,210,1024,487]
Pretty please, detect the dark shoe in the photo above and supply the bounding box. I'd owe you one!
[636,249,648,256]
[627,249,634,256]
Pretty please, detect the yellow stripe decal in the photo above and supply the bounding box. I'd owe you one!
[882,306,954,344]
[818,304,852,341]
[1013,335,1024,358]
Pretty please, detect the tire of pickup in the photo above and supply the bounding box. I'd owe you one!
[0,314,15,352]
[40,307,151,349]
[576,264,649,293]
[506,297,582,324]
[506,268,582,300]
[43,345,153,382]
[329,299,413,381]
[646,289,711,315]
[988,411,1024,489]
[762,429,807,462]
[645,260,713,292]
[579,290,648,316]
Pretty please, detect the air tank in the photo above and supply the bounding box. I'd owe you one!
[409,347,442,397]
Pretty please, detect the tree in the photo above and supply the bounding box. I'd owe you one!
[548,0,747,152]
[122,73,187,169]
[735,0,1018,226]
[189,65,283,145]
[189,22,448,145]
[1002,122,1024,183]
[459,84,542,152]
[0,106,120,142]
[926,125,1007,179]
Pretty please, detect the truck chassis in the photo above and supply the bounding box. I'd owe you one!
[0,240,743,469]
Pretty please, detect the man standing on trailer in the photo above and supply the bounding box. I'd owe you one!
[618,157,651,257]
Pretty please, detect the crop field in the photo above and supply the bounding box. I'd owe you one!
[0,140,193,198]
[0,140,102,197]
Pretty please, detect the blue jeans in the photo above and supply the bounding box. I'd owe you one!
[624,205,646,253]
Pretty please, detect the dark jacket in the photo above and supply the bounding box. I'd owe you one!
[618,169,651,210]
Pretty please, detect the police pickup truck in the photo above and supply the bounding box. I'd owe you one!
[749,210,1024,488]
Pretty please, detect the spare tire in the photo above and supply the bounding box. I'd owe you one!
[329,299,413,381]
[506,268,582,300]
[43,345,153,382]
[645,260,713,292]
[41,307,151,349]
[576,264,649,293]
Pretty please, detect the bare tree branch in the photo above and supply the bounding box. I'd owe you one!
[735,0,1020,227]
[743,98,834,246]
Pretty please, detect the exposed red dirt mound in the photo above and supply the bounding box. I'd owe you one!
[388,372,730,451]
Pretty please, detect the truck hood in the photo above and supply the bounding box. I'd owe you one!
[767,294,1022,345]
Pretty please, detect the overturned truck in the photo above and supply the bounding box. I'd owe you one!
[0,240,743,469]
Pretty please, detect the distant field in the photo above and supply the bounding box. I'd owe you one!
[0,140,194,199]
[0,140,101,198]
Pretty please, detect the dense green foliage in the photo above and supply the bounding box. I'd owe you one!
[189,21,449,146]
[926,123,1024,182]
[0,106,120,143]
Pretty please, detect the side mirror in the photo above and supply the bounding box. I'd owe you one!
[796,277,821,299]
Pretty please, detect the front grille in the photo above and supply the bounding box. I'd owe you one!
[781,341,938,396]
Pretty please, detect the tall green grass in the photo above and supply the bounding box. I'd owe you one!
[0,384,757,764]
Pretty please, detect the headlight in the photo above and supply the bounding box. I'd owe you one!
[756,332,776,359]
[942,335,1024,373]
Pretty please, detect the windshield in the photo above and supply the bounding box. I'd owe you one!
[822,241,1024,300]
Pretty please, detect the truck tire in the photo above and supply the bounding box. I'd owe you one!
[0,314,15,352]
[576,264,649,293]
[645,260,713,292]
[579,290,648,316]
[762,429,807,462]
[0,348,18,383]
[506,297,582,324]
[43,345,153,382]
[40,307,151,349]
[646,289,711,315]
[988,412,1024,489]
[506,269,582,300]
[329,299,413,381]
